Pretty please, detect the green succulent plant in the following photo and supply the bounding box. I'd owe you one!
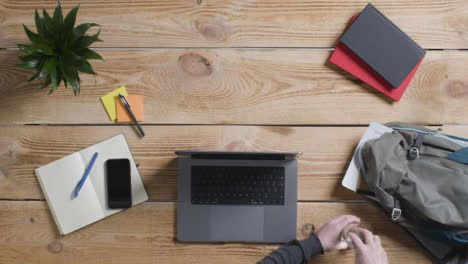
[17,1,103,95]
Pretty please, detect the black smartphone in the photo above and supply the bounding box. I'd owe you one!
[106,159,132,208]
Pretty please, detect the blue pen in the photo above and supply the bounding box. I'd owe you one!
[73,152,99,199]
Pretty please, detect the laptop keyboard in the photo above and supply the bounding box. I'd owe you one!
[191,166,285,205]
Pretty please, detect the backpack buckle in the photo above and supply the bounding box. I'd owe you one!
[409,147,420,159]
[391,208,402,221]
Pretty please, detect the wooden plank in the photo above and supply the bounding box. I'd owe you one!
[2,124,465,201]
[1,49,468,125]
[0,201,432,264]
[0,0,467,49]
[0,125,366,201]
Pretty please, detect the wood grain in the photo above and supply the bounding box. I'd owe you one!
[0,201,433,264]
[1,1,465,263]
[0,0,467,49]
[1,49,468,125]
[1,124,465,201]
[0,125,366,201]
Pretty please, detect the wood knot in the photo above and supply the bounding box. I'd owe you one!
[0,141,17,179]
[194,20,230,42]
[47,240,63,254]
[224,140,246,151]
[265,127,295,136]
[29,217,35,223]
[179,54,212,77]
[446,80,468,98]
[196,0,202,5]
[0,141,15,163]
[301,223,315,237]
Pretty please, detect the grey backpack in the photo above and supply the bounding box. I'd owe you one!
[359,123,468,264]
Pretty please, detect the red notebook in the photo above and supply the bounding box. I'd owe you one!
[329,15,423,101]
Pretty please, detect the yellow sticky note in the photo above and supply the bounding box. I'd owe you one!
[100,86,128,121]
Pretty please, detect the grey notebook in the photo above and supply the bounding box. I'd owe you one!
[340,3,426,88]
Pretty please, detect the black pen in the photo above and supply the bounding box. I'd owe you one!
[118,93,145,137]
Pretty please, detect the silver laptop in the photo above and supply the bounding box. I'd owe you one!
[176,151,301,243]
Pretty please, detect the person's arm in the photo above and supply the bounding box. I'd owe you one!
[257,215,360,264]
[257,234,323,264]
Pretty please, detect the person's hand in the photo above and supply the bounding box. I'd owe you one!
[315,215,360,252]
[349,228,388,264]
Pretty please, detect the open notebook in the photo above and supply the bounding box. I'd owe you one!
[35,134,148,235]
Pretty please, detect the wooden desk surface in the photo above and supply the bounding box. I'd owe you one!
[1,1,467,263]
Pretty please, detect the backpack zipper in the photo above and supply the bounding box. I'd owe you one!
[392,126,468,148]
[391,199,402,221]
[397,129,460,160]
[408,133,425,160]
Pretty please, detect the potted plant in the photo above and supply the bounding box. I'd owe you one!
[17,1,103,95]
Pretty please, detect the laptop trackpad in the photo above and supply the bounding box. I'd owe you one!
[210,206,264,241]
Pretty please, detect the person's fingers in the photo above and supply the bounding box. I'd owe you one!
[349,233,365,250]
[381,248,389,263]
[334,215,361,231]
[361,228,375,245]
[331,215,360,224]
[337,215,361,224]
[374,235,381,246]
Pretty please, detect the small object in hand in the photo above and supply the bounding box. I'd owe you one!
[340,224,364,248]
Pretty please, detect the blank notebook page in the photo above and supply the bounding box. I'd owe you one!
[35,134,149,235]
[80,134,149,217]
[36,153,104,235]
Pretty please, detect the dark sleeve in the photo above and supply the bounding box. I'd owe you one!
[257,234,324,264]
